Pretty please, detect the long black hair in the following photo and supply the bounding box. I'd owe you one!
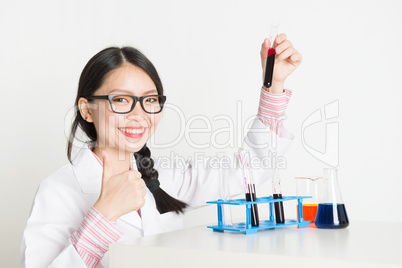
[67,46,187,214]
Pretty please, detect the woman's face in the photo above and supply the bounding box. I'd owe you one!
[89,63,161,155]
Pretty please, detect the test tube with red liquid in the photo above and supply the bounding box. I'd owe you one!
[263,24,279,89]
[272,169,285,224]
[238,149,259,227]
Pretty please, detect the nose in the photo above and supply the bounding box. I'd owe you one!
[127,100,148,119]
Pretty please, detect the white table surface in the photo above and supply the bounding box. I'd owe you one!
[110,221,402,268]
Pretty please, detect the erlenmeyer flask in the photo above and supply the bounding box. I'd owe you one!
[315,168,349,229]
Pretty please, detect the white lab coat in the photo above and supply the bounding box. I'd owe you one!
[20,118,293,268]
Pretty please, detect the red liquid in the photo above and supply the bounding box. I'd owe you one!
[297,204,318,222]
[245,192,259,227]
[245,184,259,227]
[268,47,276,57]
[273,193,285,224]
[263,47,276,88]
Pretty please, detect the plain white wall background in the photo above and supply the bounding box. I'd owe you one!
[1,0,402,266]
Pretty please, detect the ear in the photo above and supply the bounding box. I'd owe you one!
[78,97,94,123]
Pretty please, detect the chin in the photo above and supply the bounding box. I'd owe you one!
[123,143,147,153]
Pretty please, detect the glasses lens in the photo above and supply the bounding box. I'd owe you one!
[142,95,165,113]
[111,95,135,113]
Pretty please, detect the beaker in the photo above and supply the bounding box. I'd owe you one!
[296,176,322,222]
[315,168,349,229]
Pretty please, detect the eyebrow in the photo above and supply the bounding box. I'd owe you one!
[108,89,159,95]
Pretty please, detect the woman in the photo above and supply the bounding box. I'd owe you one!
[20,34,301,267]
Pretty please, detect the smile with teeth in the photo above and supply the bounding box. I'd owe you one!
[118,127,146,134]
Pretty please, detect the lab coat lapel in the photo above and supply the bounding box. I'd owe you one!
[140,189,185,236]
[72,145,102,195]
[141,189,161,236]
[118,210,143,231]
[117,189,159,233]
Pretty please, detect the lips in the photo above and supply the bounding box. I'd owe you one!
[118,127,147,138]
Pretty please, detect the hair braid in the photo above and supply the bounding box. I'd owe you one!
[134,145,188,214]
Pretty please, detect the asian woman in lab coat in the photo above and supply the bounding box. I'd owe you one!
[21,35,302,268]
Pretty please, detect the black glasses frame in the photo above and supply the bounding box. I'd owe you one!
[87,94,167,114]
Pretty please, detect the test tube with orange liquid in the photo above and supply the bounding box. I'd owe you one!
[296,177,322,225]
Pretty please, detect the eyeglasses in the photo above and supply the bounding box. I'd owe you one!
[87,94,166,114]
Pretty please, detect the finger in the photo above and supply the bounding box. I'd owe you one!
[276,46,294,62]
[260,38,271,59]
[138,178,145,188]
[127,170,142,179]
[133,179,146,196]
[138,197,146,208]
[140,187,147,197]
[275,40,292,55]
[274,33,287,47]
[101,151,115,180]
[289,50,302,64]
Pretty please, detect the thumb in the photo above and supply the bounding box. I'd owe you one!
[260,38,271,59]
[101,151,114,180]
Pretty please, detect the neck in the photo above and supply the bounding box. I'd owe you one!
[93,146,133,173]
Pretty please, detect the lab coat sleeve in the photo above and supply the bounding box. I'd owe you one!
[20,167,92,268]
[156,88,294,208]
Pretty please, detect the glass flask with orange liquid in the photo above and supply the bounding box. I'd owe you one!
[296,176,322,223]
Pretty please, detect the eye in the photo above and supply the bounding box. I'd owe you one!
[145,97,159,104]
[112,96,130,103]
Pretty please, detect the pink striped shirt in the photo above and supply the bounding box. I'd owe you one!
[70,207,123,268]
[257,87,292,136]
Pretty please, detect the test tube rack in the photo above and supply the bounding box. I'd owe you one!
[207,195,312,234]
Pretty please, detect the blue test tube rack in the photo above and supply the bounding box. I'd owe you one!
[207,195,312,234]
